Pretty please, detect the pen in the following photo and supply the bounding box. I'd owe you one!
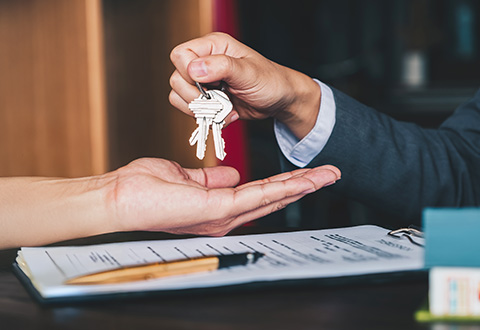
[65,252,264,285]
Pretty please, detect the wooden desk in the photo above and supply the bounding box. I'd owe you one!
[0,231,439,330]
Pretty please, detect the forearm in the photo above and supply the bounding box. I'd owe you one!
[310,87,480,222]
[0,175,114,249]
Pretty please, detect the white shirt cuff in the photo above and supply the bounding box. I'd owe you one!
[274,79,336,168]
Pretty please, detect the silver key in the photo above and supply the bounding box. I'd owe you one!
[211,90,233,124]
[188,126,200,146]
[196,117,207,160]
[212,121,226,160]
[211,90,232,160]
[188,92,223,160]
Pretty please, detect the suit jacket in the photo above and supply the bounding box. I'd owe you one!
[299,87,480,223]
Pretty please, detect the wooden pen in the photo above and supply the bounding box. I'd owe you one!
[65,252,263,285]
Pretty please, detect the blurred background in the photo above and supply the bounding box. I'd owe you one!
[1,0,479,230]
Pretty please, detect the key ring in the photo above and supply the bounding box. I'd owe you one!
[195,82,211,99]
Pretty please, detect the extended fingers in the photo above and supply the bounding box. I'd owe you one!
[233,176,320,211]
[302,165,341,188]
[239,165,340,189]
[209,167,338,219]
[155,166,340,237]
[223,193,307,232]
[213,167,340,232]
[238,168,313,189]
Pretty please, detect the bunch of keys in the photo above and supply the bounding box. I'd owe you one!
[188,82,233,161]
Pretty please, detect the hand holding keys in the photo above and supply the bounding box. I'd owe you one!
[188,82,233,161]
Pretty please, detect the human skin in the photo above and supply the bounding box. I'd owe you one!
[169,32,321,140]
[0,34,342,249]
[0,158,340,249]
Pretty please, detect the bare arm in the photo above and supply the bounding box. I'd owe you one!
[0,158,340,249]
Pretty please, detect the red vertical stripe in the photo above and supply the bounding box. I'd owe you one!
[212,0,250,184]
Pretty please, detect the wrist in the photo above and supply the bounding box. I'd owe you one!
[274,67,321,140]
[41,175,115,244]
[65,174,118,238]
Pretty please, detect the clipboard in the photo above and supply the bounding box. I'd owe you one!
[12,225,426,305]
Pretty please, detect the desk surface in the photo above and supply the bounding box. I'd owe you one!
[0,230,463,330]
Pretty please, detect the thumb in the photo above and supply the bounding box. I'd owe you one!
[188,55,252,89]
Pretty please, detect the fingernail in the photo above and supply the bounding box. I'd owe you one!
[190,60,208,77]
[231,112,239,122]
[323,179,338,187]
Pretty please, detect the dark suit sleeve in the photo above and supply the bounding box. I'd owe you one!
[307,87,480,222]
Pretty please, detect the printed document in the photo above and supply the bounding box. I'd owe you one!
[16,225,424,299]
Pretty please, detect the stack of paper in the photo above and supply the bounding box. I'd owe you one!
[14,225,425,304]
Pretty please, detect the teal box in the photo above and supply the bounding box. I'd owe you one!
[423,208,480,268]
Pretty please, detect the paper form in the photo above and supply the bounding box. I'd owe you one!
[17,225,425,299]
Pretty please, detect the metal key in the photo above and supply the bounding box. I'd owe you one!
[212,120,226,160]
[189,101,219,146]
[211,90,233,161]
[188,92,223,160]
[188,126,200,146]
[211,90,233,124]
